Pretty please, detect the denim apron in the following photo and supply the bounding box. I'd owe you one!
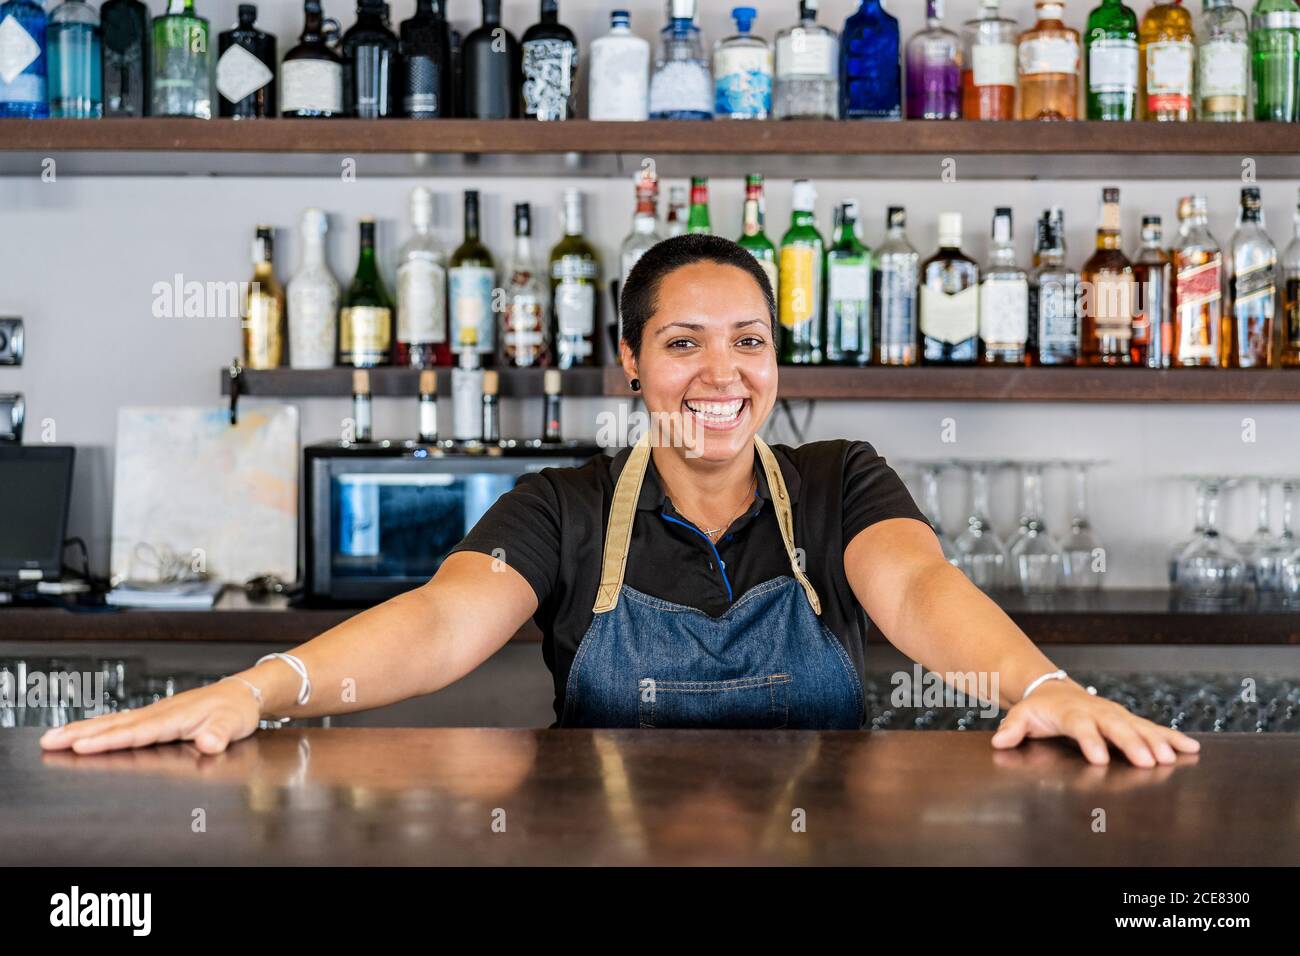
[559,433,865,730]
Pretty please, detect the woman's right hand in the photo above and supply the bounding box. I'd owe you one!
[39,678,263,755]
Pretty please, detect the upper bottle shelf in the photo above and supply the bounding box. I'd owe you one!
[2,119,1298,180]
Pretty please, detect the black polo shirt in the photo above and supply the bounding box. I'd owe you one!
[449,439,929,722]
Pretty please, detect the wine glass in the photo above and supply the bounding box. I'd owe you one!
[1175,477,1247,607]
[1168,478,1207,586]
[1239,478,1289,602]
[1061,461,1104,590]
[953,461,1007,592]
[1008,461,1067,594]
[918,462,958,565]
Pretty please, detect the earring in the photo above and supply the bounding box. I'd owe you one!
[630,378,640,392]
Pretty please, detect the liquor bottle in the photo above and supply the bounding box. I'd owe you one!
[281,0,343,118]
[48,1,102,118]
[400,0,452,118]
[875,206,920,366]
[1195,0,1249,120]
[666,185,689,237]
[1250,0,1299,121]
[688,177,711,235]
[778,180,825,364]
[1229,187,1278,368]
[961,0,1017,120]
[921,213,979,364]
[0,0,48,118]
[352,370,373,442]
[503,202,550,368]
[1131,216,1173,368]
[550,189,601,369]
[979,208,1028,365]
[840,0,901,120]
[1029,208,1081,366]
[340,217,395,368]
[542,368,563,441]
[463,0,520,118]
[1085,0,1139,120]
[522,0,577,121]
[216,5,275,118]
[648,0,711,119]
[906,0,961,120]
[481,370,500,443]
[1139,0,1195,120]
[101,0,149,117]
[774,0,838,119]
[737,173,779,305]
[714,6,772,120]
[396,187,450,369]
[287,209,340,370]
[1283,189,1300,366]
[449,190,496,366]
[418,370,439,443]
[451,332,483,442]
[1080,188,1134,366]
[243,226,285,371]
[152,0,211,119]
[620,167,662,343]
[1172,194,1224,368]
[588,9,649,121]
[341,0,398,118]
[826,201,872,366]
[1017,0,1080,120]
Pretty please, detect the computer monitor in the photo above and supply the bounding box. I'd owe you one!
[0,445,75,590]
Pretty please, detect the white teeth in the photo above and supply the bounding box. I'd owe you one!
[685,399,744,422]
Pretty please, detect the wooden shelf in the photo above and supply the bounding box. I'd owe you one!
[223,364,1300,403]
[4,118,1300,178]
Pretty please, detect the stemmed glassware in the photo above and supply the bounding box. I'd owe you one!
[1061,462,1104,590]
[1007,461,1067,594]
[1174,477,1248,607]
[1239,478,1289,602]
[953,461,1007,591]
[1168,479,1207,586]
[917,463,958,565]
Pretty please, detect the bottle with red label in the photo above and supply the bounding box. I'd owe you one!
[1139,0,1195,120]
[1172,195,1225,367]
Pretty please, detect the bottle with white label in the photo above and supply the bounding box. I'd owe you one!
[1196,0,1248,121]
[216,4,275,118]
[648,0,711,119]
[449,190,497,366]
[0,0,49,118]
[288,208,340,370]
[875,206,920,366]
[503,202,550,368]
[396,187,449,369]
[714,6,772,119]
[961,0,1018,120]
[588,9,648,120]
[979,208,1029,366]
[1084,0,1138,120]
[1139,0,1195,121]
[418,370,439,443]
[1017,0,1079,119]
[451,329,484,442]
[619,168,662,346]
[549,189,601,369]
[826,201,872,366]
[281,0,343,118]
[921,212,979,365]
[352,370,373,443]
[774,0,838,119]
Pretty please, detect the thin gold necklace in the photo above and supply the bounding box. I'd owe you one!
[691,473,758,539]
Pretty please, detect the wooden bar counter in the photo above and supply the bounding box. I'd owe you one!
[3,728,1297,866]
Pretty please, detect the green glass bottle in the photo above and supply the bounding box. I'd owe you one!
[826,201,873,367]
[449,190,497,366]
[1250,0,1300,121]
[340,218,395,368]
[687,176,711,235]
[778,179,824,365]
[549,188,602,369]
[152,0,211,118]
[1085,0,1140,120]
[737,174,778,304]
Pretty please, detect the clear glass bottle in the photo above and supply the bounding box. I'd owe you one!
[48,0,101,118]
[550,189,601,369]
[979,208,1028,365]
[1282,188,1300,366]
[1085,0,1139,120]
[287,208,340,371]
[737,173,778,305]
[1197,0,1248,120]
[619,167,662,343]
[0,0,48,118]
[840,0,900,119]
[921,212,979,365]
[588,9,649,120]
[1250,0,1299,120]
[151,0,210,118]
[1018,0,1080,120]
[1229,187,1278,368]
[1029,208,1081,366]
[396,187,450,369]
[522,0,577,121]
[906,0,960,119]
[1080,187,1134,365]
[216,3,275,118]
[1172,194,1225,368]
[101,0,150,117]
[503,203,551,368]
[449,190,496,366]
[714,5,771,119]
[875,205,919,366]
[243,226,285,370]
[774,0,838,119]
[648,0,711,119]
[961,0,1017,120]
[779,179,825,365]
[1139,0,1195,120]
[826,201,872,366]
[665,185,689,237]
[1130,215,1173,368]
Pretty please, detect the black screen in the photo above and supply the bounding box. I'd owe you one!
[0,447,74,576]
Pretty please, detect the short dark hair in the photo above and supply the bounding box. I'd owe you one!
[618,233,776,356]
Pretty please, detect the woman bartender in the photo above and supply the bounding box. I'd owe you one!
[43,234,1198,767]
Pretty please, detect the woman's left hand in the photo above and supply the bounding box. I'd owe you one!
[991,680,1202,767]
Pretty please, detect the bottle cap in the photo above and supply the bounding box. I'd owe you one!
[482,370,499,396]
[792,179,817,212]
[992,208,1012,242]
[301,208,328,236]
[410,187,433,228]
[238,5,257,25]
[544,369,562,395]
[732,6,756,31]
[669,0,696,22]
[352,370,370,395]
[611,9,631,25]
[1101,187,1119,205]
[887,205,906,227]
[938,212,962,245]
[419,370,437,395]
[842,199,860,220]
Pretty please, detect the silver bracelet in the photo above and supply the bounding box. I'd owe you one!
[1021,669,1068,701]
[222,675,263,706]
[256,652,312,706]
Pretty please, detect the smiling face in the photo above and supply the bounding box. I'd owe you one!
[620,260,777,465]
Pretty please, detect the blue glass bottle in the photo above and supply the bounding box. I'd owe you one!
[48,1,102,117]
[840,0,901,119]
[0,0,49,118]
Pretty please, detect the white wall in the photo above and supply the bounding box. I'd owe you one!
[1,0,1297,588]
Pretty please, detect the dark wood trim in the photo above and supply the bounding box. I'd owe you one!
[222,366,606,399]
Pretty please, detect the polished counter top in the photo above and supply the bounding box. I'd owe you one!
[3,728,1296,866]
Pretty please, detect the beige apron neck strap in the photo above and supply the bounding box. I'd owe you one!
[592,431,653,613]
[754,435,823,616]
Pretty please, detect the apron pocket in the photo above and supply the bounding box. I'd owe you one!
[638,674,791,729]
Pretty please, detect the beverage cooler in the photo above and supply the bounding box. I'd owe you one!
[302,440,602,605]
